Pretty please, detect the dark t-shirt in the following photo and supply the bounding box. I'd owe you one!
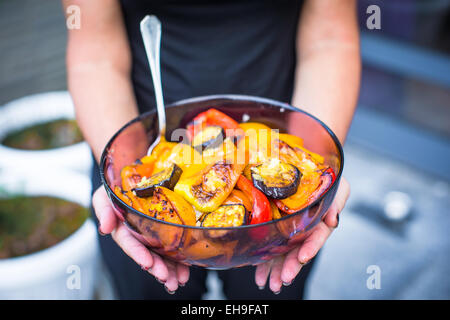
[119,0,302,113]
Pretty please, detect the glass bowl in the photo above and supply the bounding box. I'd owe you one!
[100,95,343,270]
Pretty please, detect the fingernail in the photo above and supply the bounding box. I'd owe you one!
[141,265,151,272]
[98,226,106,236]
[179,282,185,287]
[258,285,265,290]
[273,289,281,295]
[156,277,166,284]
[299,258,310,265]
[164,285,176,295]
[282,280,292,286]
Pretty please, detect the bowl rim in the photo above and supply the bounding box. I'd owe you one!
[100,94,344,231]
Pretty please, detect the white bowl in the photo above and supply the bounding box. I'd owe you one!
[0,91,92,176]
[0,168,99,299]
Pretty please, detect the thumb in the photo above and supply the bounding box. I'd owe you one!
[92,186,117,234]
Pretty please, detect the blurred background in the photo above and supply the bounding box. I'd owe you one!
[0,0,449,299]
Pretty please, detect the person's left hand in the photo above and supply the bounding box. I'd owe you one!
[254,178,350,293]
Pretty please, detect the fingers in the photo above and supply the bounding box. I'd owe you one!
[147,251,170,283]
[254,260,272,289]
[111,223,194,293]
[163,261,180,294]
[268,257,284,294]
[258,223,330,294]
[256,253,302,294]
[176,262,190,286]
[297,221,332,264]
[111,222,156,272]
[255,258,286,294]
[280,246,303,285]
[92,186,117,234]
[256,178,351,294]
[94,188,190,293]
[324,178,350,229]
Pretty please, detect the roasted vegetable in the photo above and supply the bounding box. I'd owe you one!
[223,189,252,212]
[278,133,324,164]
[274,167,335,214]
[146,187,196,224]
[275,138,323,174]
[201,204,248,239]
[140,140,178,165]
[174,139,245,213]
[239,122,277,165]
[270,200,282,220]
[147,187,196,250]
[174,160,244,213]
[119,141,179,191]
[269,200,292,239]
[151,141,202,174]
[192,125,225,153]
[236,175,271,226]
[120,162,154,191]
[133,164,182,197]
[201,204,248,228]
[115,186,196,225]
[184,238,238,261]
[186,108,242,142]
[251,158,301,199]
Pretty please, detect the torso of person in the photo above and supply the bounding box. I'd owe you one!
[120,0,302,113]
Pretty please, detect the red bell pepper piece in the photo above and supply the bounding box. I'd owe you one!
[236,175,272,225]
[187,108,242,141]
[323,167,336,184]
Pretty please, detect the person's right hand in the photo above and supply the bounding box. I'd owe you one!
[93,186,190,294]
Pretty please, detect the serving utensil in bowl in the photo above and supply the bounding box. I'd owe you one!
[140,15,166,155]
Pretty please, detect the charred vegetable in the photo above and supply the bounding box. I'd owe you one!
[274,167,335,214]
[251,158,301,199]
[175,161,243,212]
[133,164,182,197]
[201,204,248,239]
[192,125,225,153]
[174,139,246,213]
[148,187,196,250]
[222,189,252,213]
[201,204,248,228]
[186,108,241,142]
[236,175,272,240]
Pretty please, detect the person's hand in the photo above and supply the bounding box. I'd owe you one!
[254,178,350,293]
[93,186,190,294]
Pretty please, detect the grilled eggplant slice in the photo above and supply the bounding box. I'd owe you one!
[201,204,248,239]
[251,159,301,199]
[133,163,182,198]
[201,204,248,228]
[192,125,225,153]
